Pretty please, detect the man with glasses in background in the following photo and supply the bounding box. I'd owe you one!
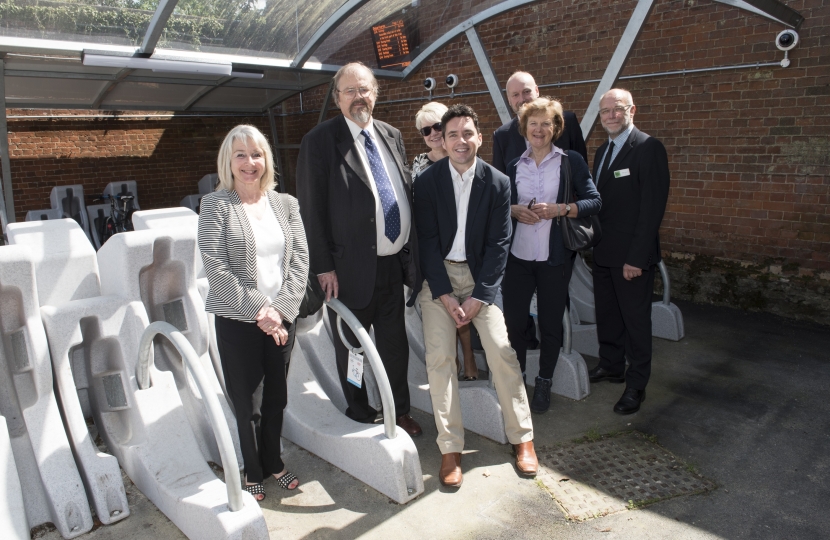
[297,62,422,437]
[588,88,670,415]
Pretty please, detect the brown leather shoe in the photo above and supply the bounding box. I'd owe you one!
[396,414,423,437]
[439,452,462,487]
[513,441,538,477]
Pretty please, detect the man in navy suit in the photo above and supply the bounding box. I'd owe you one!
[297,62,422,437]
[414,104,536,488]
[588,89,670,415]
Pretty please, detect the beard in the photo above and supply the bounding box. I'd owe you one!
[350,99,372,124]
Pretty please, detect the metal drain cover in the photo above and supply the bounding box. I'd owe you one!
[536,432,715,521]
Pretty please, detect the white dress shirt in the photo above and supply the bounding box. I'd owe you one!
[344,117,411,256]
[445,157,477,262]
[243,196,285,303]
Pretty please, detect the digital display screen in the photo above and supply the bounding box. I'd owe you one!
[371,19,412,69]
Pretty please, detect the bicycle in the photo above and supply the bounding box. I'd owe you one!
[95,193,135,245]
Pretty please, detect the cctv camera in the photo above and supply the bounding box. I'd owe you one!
[776,29,799,51]
[445,74,459,89]
[423,77,436,91]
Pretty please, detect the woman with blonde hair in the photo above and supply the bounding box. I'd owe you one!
[198,124,309,500]
[411,102,478,381]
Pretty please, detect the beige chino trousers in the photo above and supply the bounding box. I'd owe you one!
[419,261,534,454]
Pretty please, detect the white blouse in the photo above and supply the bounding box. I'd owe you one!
[243,196,285,303]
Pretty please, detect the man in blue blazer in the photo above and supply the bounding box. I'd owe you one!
[414,104,536,488]
[589,89,670,415]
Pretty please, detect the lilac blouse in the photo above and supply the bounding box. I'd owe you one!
[511,145,565,261]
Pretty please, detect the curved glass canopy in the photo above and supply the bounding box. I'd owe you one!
[0,0,804,112]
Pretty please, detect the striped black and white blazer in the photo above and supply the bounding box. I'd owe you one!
[198,188,309,324]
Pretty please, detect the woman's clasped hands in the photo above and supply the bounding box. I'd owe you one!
[256,304,289,345]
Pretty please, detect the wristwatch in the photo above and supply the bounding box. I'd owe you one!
[564,204,571,215]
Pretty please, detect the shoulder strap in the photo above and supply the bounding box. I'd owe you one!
[560,152,573,204]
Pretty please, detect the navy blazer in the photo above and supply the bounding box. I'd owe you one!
[507,150,601,267]
[414,158,512,304]
[492,111,587,175]
[592,127,670,269]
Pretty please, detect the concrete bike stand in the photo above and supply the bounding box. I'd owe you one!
[567,302,600,358]
[43,294,266,540]
[569,255,685,342]
[0,242,96,538]
[25,208,63,222]
[524,307,591,401]
[404,298,509,444]
[285,301,424,504]
[0,415,28,540]
[50,185,92,243]
[103,181,141,210]
[96,228,242,467]
[652,261,685,341]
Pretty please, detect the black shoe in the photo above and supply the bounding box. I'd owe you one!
[613,387,646,415]
[588,365,625,384]
[530,377,552,414]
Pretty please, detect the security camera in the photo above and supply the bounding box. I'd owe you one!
[423,77,436,91]
[445,74,459,89]
[775,29,799,51]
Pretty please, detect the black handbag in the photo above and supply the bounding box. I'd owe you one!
[560,154,602,251]
[297,271,325,318]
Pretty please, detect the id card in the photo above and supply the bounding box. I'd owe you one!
[347,350,364,388]
[613,168,631,178]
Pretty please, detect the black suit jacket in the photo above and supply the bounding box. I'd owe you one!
[492,111,587,174]
[296,114,421,310]
[592,126,670,269]
[413,158,511,304]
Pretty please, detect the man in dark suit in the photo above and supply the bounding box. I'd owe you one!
[492,71,587,354]
[296,62,422,436]
[414,104,536,488]
[588,88,670,415]
[492,71,587,174]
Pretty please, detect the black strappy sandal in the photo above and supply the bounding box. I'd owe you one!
[244,483,266,501]
[274,471,299,490]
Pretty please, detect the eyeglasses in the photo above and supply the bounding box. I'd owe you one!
[599,104,632,117]
[336,86,374,99]
[419,123,442,136]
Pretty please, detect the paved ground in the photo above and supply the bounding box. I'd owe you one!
[36,299,830,540]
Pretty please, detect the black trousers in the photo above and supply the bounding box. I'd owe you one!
[503,253,574,379]
[592,262,655,390]
[215,315,295,483]
[330,254,411,423]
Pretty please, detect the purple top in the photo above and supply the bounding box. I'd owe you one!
[511,144,565,261]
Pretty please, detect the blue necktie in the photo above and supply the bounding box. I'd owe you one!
[362,129,401,243]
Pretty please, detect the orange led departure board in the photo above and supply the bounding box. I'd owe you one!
[371,19,411,69]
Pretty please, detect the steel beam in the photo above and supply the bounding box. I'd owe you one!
[290,0,371,69]
[579,0,655,141]
[401,0,540,80]
[140,0,181,55]
[92,68,132,109]
[182,76,233,111]
[0,58,13,229]
[714,0,803,28]
[465,27,511,125]
[318,80,334,125]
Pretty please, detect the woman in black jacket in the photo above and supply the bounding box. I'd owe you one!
[503,98,601,414]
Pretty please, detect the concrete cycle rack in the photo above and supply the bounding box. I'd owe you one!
[404,296,509,444]
[0,240,97,538]
[568,255,685,348]
[0,415,28,539]
[96,227,242,468]
[523,307,591,401]
[285,300,423,504]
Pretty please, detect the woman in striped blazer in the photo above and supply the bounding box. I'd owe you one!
[198,125,308,500]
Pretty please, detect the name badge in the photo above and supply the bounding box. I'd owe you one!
[614,168,631,178]
[347,350,364,388]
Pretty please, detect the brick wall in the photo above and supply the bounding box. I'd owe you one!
[5,0,829,308]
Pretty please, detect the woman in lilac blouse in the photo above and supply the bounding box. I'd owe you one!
[503,97,601,414]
